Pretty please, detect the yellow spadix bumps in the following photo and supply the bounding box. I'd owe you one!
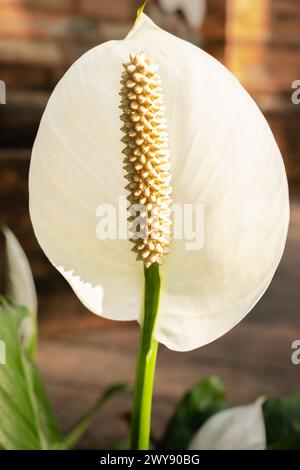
[120,52,172,268]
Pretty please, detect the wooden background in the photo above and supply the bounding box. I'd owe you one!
[0,0,300,448]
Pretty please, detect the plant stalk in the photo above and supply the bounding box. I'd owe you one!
[130,263,161,450]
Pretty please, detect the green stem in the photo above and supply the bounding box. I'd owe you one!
[130,263,161,450]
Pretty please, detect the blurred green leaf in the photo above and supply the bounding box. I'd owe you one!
[111,439,130,450]
[64,383,129,449]
[159,376,228,450]
[263,395,300,449]
[269,432,300,450]
[0,297,62,449]
[2,226,38,357]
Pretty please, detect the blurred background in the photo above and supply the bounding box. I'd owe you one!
[0,0,299,448]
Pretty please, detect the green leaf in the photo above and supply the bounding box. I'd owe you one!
[263,395,300,449]
[0,297,62,449]
[2,225,38,358]
[63,383,129,449]
[159,376,228,450]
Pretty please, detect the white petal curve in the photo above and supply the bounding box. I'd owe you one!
[29,14,289,346]
[29,28,147,321]
[188,399,266,450]
[2,226,37,315]
[57,267,103,315]
[2,226,38,350]
[139,16,289,350]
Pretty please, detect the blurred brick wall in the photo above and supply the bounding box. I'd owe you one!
[226,0,300,185]
[0,0,139,147]
[0,0,225,147]
[147,0,226,60]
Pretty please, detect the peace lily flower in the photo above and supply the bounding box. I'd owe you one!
[188,399,266,450]
[29,5,289,449]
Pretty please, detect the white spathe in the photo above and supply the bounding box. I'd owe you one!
[188,400,266,450]
[2,226,38,348]
[29,14,289,351]
[2,226,37,316]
